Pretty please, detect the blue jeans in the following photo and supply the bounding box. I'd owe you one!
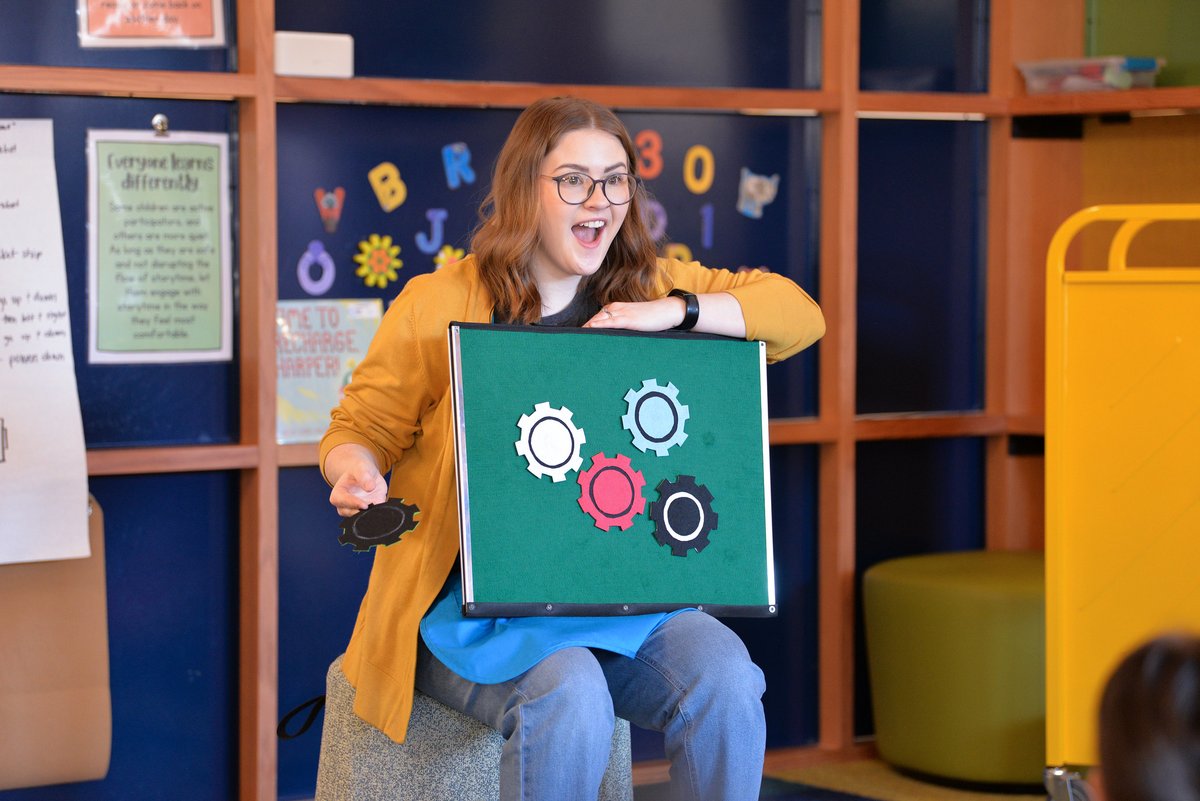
[414,610,767,801]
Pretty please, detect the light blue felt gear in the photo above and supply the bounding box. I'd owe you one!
[621,379,689,457]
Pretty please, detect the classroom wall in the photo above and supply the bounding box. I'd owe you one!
[270,76,827,795]
[0,0,993,796]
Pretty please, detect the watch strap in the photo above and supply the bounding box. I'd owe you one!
[668,288,700,331]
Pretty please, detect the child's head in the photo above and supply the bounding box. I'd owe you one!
[1098,633,1200,801]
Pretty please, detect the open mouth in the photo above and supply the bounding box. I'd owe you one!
[572,220,605,245]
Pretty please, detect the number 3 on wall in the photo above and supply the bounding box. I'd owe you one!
[635,129,663,180]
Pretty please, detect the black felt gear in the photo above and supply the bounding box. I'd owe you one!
[648,475,718,557]
[337,498,420,552]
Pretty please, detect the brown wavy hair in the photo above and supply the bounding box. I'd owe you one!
[472,96,663,323]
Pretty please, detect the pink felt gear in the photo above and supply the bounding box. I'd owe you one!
[576,452,646,531]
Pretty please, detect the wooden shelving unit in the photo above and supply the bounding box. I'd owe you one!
[6,0,1186,797]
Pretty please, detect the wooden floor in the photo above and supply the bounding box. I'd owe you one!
[637,745,1053,801]
[769,758,1049,801]
[632,742,879,786]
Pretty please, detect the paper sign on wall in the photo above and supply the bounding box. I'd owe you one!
[0,119,90,565]
[276,298,383,444]
[78,0,226,48]
[86,129,233,364]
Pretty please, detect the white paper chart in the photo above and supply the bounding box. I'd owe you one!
[0,119,90,564]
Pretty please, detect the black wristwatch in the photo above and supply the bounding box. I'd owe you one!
[668,288,700,331]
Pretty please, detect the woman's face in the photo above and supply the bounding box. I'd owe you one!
[530,128,631,289]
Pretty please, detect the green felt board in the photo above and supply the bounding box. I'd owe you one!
[449,323,774,616]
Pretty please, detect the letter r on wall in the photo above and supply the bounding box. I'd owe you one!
[442,143,475,190]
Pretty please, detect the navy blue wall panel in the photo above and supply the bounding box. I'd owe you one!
[0,94,239,447]
[276,104,515,305]
[856,118,985,415]
[0,2,233,71]
[277,104,820,418]
[852,437,985,736]
[276,0,820,89]
[277,467,374,799]
[733,444,821,748]
[0,472,238,801]
[860,0,988,91]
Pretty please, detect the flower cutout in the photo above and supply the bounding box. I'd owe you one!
[434,244,465,271]
[354,234,402,289]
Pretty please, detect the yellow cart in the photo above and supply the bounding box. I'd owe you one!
[1044,204,1200,794]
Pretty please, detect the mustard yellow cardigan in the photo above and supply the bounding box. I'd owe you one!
[319,254,825,742]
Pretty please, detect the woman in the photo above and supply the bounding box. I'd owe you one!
[320,96,825,800]
[1094,633,1200,801]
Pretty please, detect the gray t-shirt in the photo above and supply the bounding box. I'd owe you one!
[538,292,600,328]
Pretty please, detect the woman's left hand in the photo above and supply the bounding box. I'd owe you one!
[583,298,684,332]
[583,292,747,339]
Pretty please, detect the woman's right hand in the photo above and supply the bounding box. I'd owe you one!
[325,443,389,517]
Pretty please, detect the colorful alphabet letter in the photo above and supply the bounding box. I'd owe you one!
[368,162,407,212]
[442,143,476,190]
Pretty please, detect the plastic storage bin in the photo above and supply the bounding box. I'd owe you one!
[1018,56,1164,93]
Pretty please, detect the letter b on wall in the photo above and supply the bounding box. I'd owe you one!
[368,162,407,212]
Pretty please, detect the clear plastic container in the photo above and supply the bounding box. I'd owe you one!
[1017,56,1164,94]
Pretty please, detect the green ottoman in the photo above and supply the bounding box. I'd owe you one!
[863,550,1045,785]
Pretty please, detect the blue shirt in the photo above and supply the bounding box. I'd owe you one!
[420,572,690,684]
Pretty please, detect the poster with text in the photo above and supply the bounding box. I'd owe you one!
[277,298,383,444]
[78,0,225,48]
[0,119,91,564]
[87,129,232,364]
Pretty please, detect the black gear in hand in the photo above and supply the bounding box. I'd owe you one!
[337,498,420,552]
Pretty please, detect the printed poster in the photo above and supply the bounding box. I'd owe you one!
[86,129,232,364]
[0,119,90,565]
[277,298,382,444]
[78,0,226,48]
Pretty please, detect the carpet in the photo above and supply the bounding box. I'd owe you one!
[634,776,878,800]
[773,759,1047,801]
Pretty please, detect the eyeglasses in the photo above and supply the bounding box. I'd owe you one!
[542,172,640,205]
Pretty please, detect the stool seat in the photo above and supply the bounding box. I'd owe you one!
[315,654,634,801]
[864,550,1045,785]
